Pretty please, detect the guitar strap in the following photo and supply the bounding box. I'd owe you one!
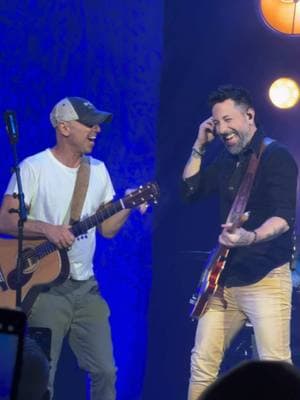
[67,156,91,225]
[226,136,273,223]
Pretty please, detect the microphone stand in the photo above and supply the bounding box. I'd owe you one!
[7,128,27,308]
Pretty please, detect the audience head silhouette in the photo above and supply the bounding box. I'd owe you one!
[199,360,300,400]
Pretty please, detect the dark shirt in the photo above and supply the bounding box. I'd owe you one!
[182,130,298,286]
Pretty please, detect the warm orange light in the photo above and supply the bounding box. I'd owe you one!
[269,77,300,109]
[260,0,300,35]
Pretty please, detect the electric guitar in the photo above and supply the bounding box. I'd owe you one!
[189,212,249,319]
[0,182,159,314]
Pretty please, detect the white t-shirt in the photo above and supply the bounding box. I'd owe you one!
[5,149,115,280]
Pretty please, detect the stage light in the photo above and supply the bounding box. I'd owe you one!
[259,0,300,35]
[269,77,300,109]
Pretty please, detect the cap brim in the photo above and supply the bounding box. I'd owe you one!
[78,110,113,126]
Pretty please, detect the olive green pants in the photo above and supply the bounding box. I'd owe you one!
[28,277,116,400]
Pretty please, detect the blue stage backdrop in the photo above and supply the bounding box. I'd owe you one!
[0,2,163,399]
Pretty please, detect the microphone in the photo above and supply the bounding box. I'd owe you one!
[4,110,19,143]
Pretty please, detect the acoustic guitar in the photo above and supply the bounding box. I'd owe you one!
[0,182,159,314]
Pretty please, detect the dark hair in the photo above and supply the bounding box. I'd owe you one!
[208,84,254,109]
[200,360,300,400]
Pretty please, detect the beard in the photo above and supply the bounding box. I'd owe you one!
[221,129,249,155]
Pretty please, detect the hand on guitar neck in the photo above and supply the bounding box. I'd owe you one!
[219,212,254,248]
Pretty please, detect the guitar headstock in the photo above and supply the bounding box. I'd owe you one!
[122,182,159,209]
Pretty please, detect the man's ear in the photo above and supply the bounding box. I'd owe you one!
[57,121,70,137]
[246,108,255,122]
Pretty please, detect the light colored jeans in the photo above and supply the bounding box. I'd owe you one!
[188,263,292,400]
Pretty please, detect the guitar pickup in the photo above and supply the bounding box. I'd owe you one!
[0,266,8,291]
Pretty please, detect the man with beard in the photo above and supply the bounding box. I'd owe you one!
[182,85,298,400]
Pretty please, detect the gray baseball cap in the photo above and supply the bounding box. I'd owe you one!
[50,97,113,128]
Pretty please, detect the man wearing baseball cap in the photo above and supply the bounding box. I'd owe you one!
[49,96,113,127]
[0,96,147,400]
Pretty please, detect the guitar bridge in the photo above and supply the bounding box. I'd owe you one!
[189,294,197,305]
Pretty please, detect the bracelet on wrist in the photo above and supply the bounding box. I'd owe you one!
[192,146,206,158]
[250,230,257,245]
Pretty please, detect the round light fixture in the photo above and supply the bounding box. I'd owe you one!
[269,77,300,109]
[260,0,300,35]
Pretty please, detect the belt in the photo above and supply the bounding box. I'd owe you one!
[68,276,93,282]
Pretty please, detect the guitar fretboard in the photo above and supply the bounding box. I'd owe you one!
[29,200,124,263]
[71,200,123,237]
[24,181,158,265]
